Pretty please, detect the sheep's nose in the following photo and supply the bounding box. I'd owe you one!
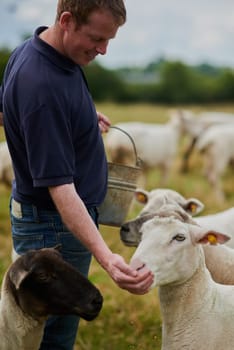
[120,223,130,242]
[130,257,146,272]
[91,290,103,310]
[95,292,103,306]
[120,223,130,233]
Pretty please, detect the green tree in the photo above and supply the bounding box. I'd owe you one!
[214,69,234,101]
[157,61,198,103]
[83,62,127,102]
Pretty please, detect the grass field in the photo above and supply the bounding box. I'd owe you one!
[0,103,234,349]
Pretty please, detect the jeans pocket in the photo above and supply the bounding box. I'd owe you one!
[12,231,45,255]
[11,209,48,254]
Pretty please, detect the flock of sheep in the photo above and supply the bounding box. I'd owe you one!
[104,109,234,349]
[105,109,234,202]
[0,108,234,349]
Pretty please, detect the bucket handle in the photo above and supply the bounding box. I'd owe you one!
[110,125,142,167]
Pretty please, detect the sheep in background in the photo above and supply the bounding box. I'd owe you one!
[0,246,103,350]
[130,211,234,350]
[195,123,234,202]
[172,109,234,172]
[104,113,185,187]
[177,110,234,139]
[0,141,14,187]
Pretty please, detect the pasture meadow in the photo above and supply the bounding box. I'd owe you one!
[0,103,234,350]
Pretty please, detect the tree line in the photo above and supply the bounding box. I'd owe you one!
[1,47,234,104]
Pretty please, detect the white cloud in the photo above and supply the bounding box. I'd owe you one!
[15,0,56,25]
[0,0,234,68]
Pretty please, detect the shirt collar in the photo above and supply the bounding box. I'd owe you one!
[31,26,79,73]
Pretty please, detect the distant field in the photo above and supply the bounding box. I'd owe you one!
[0,103,234,350]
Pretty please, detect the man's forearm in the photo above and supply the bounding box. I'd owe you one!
[49,183,112,269]
[49,183,154,295]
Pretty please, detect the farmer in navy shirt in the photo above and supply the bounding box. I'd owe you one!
[0,1,153,349]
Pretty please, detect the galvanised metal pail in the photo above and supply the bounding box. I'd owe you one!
[98,126,142,227]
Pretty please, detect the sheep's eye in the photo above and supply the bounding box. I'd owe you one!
[173,234,185,242]
[36,272,50,282]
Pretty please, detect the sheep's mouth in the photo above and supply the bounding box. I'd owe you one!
[77,308,102,321]
[120,228,140,247]
[74,298,103,321]
[120,237,138,247]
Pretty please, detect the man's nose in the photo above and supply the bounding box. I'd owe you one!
[96,41,108,55]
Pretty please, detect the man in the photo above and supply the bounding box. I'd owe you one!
[0,1,153,349]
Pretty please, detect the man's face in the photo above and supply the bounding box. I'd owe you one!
[62,10,120,65]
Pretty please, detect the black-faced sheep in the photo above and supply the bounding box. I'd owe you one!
[0,246,103,350]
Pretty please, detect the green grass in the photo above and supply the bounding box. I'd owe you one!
[0,103,234,350]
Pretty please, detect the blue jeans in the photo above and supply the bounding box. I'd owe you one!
[10,197,98,350]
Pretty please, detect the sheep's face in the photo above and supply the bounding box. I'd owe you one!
[130,217,201,289]
[130,216,230,289]
[8,247,103,321]
[120,202,198,247]
[120,189,204,248]
[120,213,156,246]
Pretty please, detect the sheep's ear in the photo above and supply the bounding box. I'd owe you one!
[182,198,204,216]
[191,226,230,245]
[134,189,149,204]
[9,267,30,290]
[199,231,230,245]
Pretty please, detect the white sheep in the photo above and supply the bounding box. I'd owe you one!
[133,187,234,248]
[130,213,234,349]
[172,109,234,172]
[176,109,234,139]
[195,123,234,202]
[0,141,14,187]
[121,191,234,285]
[105,113,185,186]
[0,246,103,350]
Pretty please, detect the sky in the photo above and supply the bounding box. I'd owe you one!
[0,0,234,69]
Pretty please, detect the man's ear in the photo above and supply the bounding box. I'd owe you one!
[59,11,74,30]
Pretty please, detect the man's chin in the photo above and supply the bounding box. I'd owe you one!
[79,57,95,66]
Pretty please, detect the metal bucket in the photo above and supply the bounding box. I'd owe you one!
[98,126,142,227]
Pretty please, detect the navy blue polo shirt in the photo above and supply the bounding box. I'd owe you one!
[1,26,108,209]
